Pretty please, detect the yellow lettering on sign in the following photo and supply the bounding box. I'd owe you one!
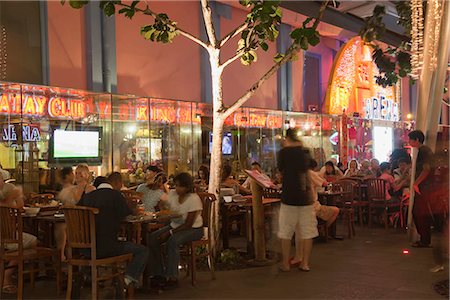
[23,95,36,115]
[137,106,148,120]
[0,94,10,113]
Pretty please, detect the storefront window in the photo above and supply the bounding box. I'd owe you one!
[0,82,111,193]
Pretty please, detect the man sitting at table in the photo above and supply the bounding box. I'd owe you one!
[290,159,340,267]
[77,176,148,287]
[0,175,38,294]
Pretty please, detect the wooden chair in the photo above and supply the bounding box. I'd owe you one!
[0,205,61,300]
[333,181,355,238]
[338,179,369,225]
[62,206,133,300]
[366,179,400,229]
[181,193,216,286]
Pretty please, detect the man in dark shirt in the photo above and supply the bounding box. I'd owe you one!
[277,128,317,272]
[78,176,148,286]
[409,130,434,247]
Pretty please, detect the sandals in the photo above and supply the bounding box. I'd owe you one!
[411,241,431,248]
[2,284,17,294]
[289,257,302,267]
[299,265,310,272]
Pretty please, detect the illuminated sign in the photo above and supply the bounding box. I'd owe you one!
[364,97,399,121]
[2,124,41,142]
[325,36,400,119]
[0,92,283,128]
[224,112,282,128]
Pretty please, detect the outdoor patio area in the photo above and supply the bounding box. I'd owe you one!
[7,225,448,300]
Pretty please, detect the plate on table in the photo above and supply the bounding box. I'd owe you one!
[54,213,65,218]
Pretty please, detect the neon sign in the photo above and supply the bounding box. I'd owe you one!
[225,112,282,128]
[325,36,399,119]
[2,124,41,142]
[364,97,399,121]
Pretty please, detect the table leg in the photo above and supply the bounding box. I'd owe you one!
[246,208,253,255]
[221,204,230,249]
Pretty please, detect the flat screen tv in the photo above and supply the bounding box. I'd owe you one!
[209,132,232,155]
[49,127,103,166]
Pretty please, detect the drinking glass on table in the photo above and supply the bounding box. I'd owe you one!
[137,204,145,215]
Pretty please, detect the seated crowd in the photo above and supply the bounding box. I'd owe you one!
[1,148,415,294]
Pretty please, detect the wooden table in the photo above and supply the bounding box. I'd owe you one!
[221,197,280,253]
[23,212,175,247]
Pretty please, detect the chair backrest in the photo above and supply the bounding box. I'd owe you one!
[62,206,99,259]
[337,180,356,203]
[197,193,217,228]
[0,205,24,254]
[121,190,143,211]
[366,178,387,202]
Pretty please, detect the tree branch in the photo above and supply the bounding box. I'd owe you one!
[220,51,245,70]
[220,23,248,47]
[200,0,218,47]
[223,45,299,119]
[116,2,209,49]
[312,1,330,30]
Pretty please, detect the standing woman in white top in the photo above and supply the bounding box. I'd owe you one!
[147,173,203,288]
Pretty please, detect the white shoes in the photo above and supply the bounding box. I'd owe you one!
[429,265,444,273]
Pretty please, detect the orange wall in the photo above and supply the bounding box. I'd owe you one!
[44,1,359,114]
[220,5,278,109]
[115,1,201,101]
[47,2,87,89]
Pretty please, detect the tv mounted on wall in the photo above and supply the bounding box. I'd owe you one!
[209,132,232,155]
[48,126,103,166]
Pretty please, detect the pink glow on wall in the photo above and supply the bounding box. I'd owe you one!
[115,2,201,102]
[47,2,87,89]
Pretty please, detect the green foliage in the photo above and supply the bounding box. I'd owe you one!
[219,249,241,265]
[359,2,416,87]
[141,13,179,43]
[237,1,282,65]
[359,5,386,43]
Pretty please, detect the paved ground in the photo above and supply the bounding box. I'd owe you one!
[6,225,449,299]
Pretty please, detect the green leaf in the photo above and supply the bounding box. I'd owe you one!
[260,42,269,51]
[103,2,115,16]
[302,17,313,27]
[239,0,252,7]
[68,0,88,9]
[300,36,309,50]
[131,0,139,8]
[273,53,284,63]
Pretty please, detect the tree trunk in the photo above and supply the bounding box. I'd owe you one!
[207,48,224,256]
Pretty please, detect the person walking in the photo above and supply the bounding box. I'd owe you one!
[408,130,435,248]
[277,128,317,272]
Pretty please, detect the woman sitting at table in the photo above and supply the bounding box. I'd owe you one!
[344,159,360,177]
[57,164,95,206]
[0,177,38,294]
[357,159,373,178]
[147,173,203,289]
[322,161,343,183]
[195,165,209,192]
[378,162,400,202]
[221,164,251,195]
[56,164,95,261]
[136,172,168,212]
